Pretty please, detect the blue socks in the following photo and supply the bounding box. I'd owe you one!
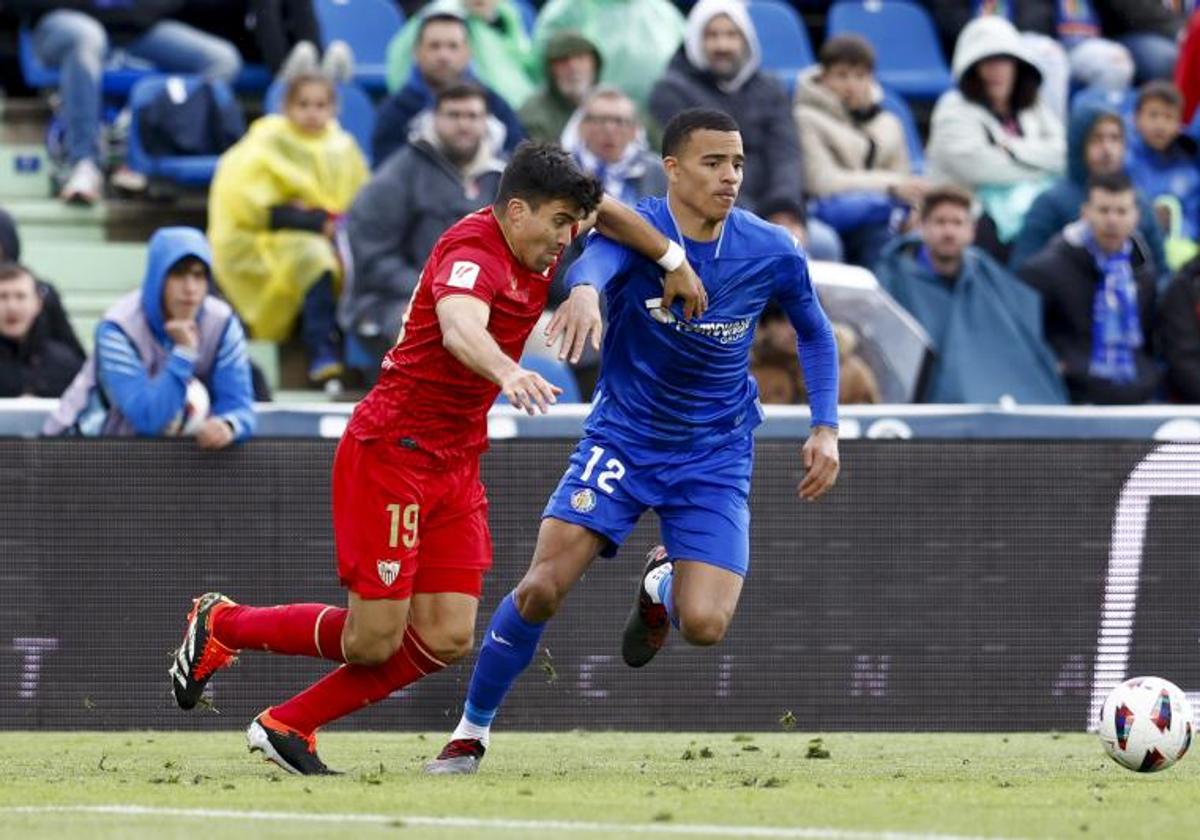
[456,592,545,740]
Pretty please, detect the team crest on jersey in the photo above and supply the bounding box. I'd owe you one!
[447,260,481,289]
[377,559,401,587]
[570,488,597,513]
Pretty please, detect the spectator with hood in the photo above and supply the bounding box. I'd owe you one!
[533,0,684,107]
[649,0,841,261]
[209,72,368,384]
[385,0,536,110]
[875,184,1066,405]
[927,16,1065,256]
[44,227,255,445]
[519,31,601,144]
[1010,100,1166,275]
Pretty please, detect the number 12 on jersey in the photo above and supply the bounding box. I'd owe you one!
[580,446,625,494]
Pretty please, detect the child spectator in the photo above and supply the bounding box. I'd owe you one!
[0,263,85,399]
[43,227,255,445]
[794,35,929,269]
[209,72,368,384]
[1126,81,1200,271]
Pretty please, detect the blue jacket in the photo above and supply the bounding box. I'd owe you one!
[371,68,525,167]
[1010,101,1167,276]
[1126,132,1200,244]
[876,235,1067,405]
[94,227,255,439]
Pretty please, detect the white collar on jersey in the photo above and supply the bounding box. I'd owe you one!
[664,191,729,259]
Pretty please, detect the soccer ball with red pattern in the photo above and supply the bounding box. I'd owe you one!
[1098,676,1193,773]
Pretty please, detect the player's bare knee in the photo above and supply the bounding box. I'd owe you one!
[678,612,728,647]
[514,572,565,623]
[342,631,403,666]
[421,626,475,663]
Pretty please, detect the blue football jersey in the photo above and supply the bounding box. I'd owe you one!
[564,197,838,453]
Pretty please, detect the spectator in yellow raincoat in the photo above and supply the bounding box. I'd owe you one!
[209,72,368,384]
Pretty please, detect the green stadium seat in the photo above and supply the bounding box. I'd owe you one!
[246,340,280,393]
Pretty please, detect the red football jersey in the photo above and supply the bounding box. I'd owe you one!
[347,208,563,461]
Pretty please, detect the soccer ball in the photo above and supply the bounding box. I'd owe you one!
[164,378,211,437]
[1098,676,1194,772]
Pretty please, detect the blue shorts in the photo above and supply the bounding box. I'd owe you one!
[542,433,754,576]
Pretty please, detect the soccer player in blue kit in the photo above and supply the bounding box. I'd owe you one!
[425,109,841,774]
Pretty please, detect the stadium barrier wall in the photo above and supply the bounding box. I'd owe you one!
[1,439,1198,732]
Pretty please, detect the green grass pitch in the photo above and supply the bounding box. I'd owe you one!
[1,731,1197,839]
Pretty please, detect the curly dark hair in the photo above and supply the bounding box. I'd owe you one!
[494,141,604,216]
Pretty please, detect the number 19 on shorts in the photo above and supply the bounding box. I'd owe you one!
[581,446,625,494]
[387,503,419,548]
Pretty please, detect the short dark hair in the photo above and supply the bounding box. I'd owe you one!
[1136,79,1183,113]
[494,142,603,215]
[435,82,488,110]
[819,35,875,71]
[661,108,740,158]
[919,184,973,220]
[417,12,467,44]
[1087,170,1135,197]
[959,57,1040,114]
[0,261,32,284]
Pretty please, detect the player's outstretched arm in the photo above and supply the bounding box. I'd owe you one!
[591,195,708,320]
[436,295,562,415]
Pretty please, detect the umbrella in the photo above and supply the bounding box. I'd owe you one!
[810,260,933,403]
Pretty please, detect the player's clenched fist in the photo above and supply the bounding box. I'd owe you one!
[500,367,563,415]
[662,259,707,321]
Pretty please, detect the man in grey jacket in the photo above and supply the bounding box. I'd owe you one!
[647,0,841,261]
[343,83,505,377]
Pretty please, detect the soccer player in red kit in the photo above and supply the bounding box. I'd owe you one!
[168,142,707,774]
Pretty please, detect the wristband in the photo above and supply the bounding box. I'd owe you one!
[656,240,685,272]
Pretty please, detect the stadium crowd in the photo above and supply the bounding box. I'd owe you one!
[3,0,1200,440]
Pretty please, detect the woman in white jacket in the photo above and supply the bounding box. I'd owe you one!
[927,16,1065,248]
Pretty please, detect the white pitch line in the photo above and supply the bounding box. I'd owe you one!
[0,805,1020,840]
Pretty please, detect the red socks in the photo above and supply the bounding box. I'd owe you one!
[270,627,446,735]
[212,603,348,662]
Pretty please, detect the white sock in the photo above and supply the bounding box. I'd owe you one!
[452,715,491,748]
[643,562,673,604]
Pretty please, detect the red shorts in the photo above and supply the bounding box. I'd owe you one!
[332,433,492,600]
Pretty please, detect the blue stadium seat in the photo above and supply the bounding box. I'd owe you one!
[125,75,242,186]
[314,0,405,93]
[748,0,815,78]
[826,1,951,101]
[519,355,582,404]
[878,87,925,174]
[265,79,377,165]
[19,27,271,97]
